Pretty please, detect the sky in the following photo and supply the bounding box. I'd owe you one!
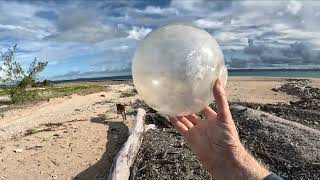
[0,0,320,80]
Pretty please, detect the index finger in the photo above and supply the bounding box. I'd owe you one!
[200,106,217,119]
[212,79,232,119]
[169,116,188,135]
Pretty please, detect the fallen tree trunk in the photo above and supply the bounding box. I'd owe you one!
[230,105,320,162]
[231,105,320,135]
[0,96,11,103]
[108,108,146,180]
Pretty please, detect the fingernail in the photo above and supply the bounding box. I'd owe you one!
[216,79,221,87]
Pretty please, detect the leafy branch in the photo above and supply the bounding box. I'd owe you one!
[0,45,48,103]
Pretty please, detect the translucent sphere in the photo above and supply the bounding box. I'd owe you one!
[132,24,228,116]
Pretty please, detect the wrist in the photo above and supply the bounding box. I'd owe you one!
[208,144,270,180]
[233,145,270,179]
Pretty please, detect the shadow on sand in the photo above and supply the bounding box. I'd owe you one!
[74,114,129,180]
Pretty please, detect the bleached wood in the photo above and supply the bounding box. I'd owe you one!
[108,108,146,180]
[231,105,320,135]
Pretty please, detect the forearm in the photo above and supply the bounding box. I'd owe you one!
[208,144,270,180]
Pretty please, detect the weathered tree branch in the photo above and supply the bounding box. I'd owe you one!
[108,108,146,180]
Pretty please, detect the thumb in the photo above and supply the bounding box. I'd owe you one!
[212,79,232,120]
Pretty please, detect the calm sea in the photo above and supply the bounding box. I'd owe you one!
[54,69,320,83]
[228,69,320,78]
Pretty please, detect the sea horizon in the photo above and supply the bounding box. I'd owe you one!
[52,68,320,83]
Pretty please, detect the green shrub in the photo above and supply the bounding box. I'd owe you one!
[0,45,47,103]
[42,79,50,86]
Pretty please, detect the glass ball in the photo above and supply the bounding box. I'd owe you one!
[132,24,228,116]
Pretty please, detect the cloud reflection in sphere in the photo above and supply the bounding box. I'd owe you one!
[132,24,228,116]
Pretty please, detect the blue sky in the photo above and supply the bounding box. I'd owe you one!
[0,0,320,80]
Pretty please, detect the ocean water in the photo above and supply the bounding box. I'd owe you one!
[53,69,320,83]
[228,69,320,78]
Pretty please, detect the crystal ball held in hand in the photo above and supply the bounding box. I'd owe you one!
[132,24,228,116]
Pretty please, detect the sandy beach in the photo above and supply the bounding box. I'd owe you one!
[0,76,319,179]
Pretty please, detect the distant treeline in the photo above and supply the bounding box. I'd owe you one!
[52,75,132,84]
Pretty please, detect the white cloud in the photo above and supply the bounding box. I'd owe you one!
[47,25,124,43]
[287,1,302,15]
[194,19,223,29]
[112,45,129,51]
[0,24,35,33]
[136,6,178,15]
[272,23,291,31]
[0,1,55,38]
[171,0,206,12]
[215,32,236,42]
[127,26,152,40]
[1,0,320,79]
[45,7,127,43]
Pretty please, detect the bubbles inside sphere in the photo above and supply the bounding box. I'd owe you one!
[132,24,228,116]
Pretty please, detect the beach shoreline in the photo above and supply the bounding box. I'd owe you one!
[0,76,319,179]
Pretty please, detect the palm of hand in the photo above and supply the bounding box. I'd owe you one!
[169,80,241,173]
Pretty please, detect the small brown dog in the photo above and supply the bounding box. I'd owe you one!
[116,103,126,121]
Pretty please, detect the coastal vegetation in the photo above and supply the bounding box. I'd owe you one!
[0,45,47,103]
[0,45,105,104]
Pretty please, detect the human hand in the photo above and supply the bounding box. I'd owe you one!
[169,79,269,180]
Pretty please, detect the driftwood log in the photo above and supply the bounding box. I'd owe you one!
[231,105,320,134]
[230,105,320,161]
[108,108,146,180]
[0,96,11,103]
